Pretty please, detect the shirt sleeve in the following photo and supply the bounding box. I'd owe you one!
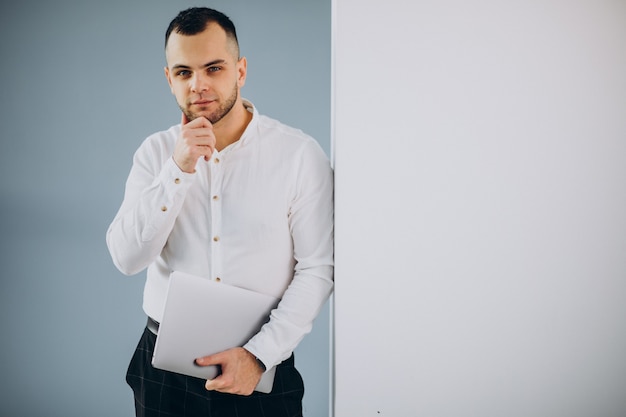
[106,137,195,276]
[243,140,334,369]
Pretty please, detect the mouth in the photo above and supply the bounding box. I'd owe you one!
[191,97,216,106]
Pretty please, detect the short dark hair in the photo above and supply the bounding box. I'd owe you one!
[165,7,239,57]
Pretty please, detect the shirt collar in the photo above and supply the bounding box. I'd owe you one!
[238,98,258,147]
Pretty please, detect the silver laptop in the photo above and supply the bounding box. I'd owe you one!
[151,271,280,393]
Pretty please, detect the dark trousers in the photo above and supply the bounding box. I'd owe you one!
[126,327,305,417]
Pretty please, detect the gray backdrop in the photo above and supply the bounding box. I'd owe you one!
[0,1,331,416]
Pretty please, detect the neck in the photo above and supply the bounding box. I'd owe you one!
[213,101,252,151]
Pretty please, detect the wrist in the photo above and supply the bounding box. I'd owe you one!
[171,155,195,174]
[254,356,266,372]
[244,348,266,372]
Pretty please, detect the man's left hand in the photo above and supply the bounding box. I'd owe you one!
[195,347,264,395]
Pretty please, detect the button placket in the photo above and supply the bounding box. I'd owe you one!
[210,153,223,283]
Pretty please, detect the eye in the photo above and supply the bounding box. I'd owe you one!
[176,70,191,78]
[208,66,222,73]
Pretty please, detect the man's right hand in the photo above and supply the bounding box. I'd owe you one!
[173,112,217,173]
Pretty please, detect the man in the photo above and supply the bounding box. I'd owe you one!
[106,7,333,417]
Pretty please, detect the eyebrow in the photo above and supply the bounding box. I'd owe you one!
[171,59,227,70]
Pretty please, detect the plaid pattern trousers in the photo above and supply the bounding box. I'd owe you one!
[126,327,305,417]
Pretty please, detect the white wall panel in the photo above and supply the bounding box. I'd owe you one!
[333,1,626,416]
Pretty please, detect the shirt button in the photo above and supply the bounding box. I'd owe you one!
[174,178,180,184]
[215,277,221,282]
[214,158,220,164]
[161,206,167,212]
[213,236,220,242]
[212,195,219,201]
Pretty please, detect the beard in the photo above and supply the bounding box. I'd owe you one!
[181,82,239,125]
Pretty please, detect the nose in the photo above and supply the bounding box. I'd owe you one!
[190,73,209,93]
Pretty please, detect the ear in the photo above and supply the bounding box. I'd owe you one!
[237,57,247,88]
[164,66,174,94]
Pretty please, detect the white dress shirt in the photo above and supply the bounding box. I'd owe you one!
[106,100,334,369]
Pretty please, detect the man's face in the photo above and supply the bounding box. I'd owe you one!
[164,23,246,125]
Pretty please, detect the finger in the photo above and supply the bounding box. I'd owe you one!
[195,354,218,367]
[187,131,216,156]
[183,114,213,128]
[205,373,244,395]
[187,127,215,140]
